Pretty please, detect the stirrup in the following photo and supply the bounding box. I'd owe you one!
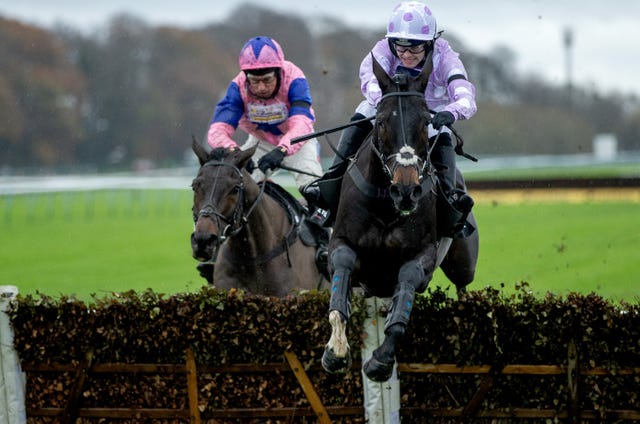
[453,192,474,215]
[301,183,322,208]
[315,245,329,280]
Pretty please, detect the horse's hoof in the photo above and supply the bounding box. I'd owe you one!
[322,346,352,374]
[363,354,395,382]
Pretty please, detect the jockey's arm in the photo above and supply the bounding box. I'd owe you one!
[278,100,314,155]
[207,81,244,150]
[207,122,238,150]
[436,42,477,121]
[443,74,477,121]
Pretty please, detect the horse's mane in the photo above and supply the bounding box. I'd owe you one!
[206,147,231,163]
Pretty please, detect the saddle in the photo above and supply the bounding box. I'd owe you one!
[260,181,329,258]
[260,180,306,225]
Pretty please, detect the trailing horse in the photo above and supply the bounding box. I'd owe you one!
[190,140,327,297]
[322,55,479,381]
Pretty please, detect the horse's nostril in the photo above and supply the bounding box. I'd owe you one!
[389,185,402,202]
[192,231,214,247]
[410,185,423,201]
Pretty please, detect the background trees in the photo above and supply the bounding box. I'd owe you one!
[0,5,638,171]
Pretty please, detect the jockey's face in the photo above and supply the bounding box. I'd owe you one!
[394,43,427,69]
[247,71,278,99]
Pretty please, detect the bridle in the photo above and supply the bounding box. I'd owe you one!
[194,159,299,267]
[371,86,436,189]
[194,160,265,262]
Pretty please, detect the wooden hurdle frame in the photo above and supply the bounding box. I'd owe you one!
[21,343,640,423]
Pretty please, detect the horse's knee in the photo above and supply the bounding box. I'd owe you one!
[443,263,475,289]
[398,259,426,291]
[330,244,357,271]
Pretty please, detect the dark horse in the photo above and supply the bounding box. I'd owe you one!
[322,55,479,381]
[190,140,327,296]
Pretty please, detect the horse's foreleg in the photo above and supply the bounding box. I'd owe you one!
[363,259,426,382]
[322,244,356,374]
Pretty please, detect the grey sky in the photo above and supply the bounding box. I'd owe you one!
[2,0,638,96]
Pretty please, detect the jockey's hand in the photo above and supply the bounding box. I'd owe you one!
[431,111,455,129]
[258,147,286,174]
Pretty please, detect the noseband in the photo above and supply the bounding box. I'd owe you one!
[372,90,433,185]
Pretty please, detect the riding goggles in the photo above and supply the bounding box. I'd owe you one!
[393,42,429,55]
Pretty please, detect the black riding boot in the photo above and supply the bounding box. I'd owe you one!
[328,113,372,170]
[431,133,474,237]
[302,206,331,280]
[301,113,372,213]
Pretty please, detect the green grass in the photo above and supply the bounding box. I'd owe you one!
[1,189,638,303]
[1,190,202,299]
[464,162,640,180]
[432,201,640,303]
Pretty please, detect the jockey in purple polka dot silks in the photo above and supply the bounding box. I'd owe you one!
[302,1,477,237]
[207,36,328,263]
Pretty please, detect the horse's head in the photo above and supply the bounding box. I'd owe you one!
[190,139,257,262]
[371,53,433,215]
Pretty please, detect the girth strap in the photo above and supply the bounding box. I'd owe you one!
[254,226,298,265]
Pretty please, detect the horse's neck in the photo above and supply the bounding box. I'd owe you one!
[235,181,289,251]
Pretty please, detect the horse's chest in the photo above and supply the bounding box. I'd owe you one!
[357,225,425,253]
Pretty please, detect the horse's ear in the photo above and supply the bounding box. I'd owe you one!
[413,50,433,94]
[192,136,209,166]
[235,144,258,170]
[371,53,393,94]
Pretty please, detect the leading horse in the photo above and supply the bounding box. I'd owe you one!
[322,55,479,382]
[190,141,327,296]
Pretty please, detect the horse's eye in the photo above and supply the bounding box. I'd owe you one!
[230,186,240,195]
[192,179,207,194]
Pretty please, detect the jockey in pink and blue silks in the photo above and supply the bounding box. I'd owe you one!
[207,36,329,262]
[207,36,323,193]
[302,1,477,237]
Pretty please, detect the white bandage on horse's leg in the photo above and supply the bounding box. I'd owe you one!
[327,310,350,358]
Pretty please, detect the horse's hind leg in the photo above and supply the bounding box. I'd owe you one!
[441,211,479,296]
[322,244,357,374]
